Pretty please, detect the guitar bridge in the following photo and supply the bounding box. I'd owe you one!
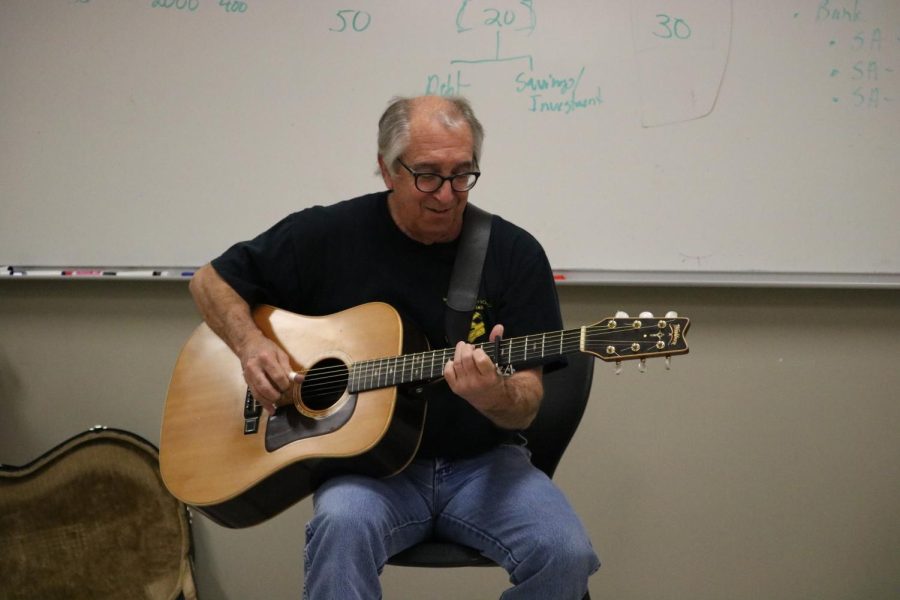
[243,388,262,434]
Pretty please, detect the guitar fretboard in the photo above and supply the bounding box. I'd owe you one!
[348,328,585,393]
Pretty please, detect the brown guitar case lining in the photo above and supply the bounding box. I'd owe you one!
[0,428,197,600]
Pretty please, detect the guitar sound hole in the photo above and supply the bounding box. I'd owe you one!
[300,358,348,412]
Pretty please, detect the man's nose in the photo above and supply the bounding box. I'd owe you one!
[432,179,456,202]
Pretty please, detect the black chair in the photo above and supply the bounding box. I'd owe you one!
[387,352,595,599]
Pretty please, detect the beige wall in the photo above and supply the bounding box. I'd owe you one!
[1,280,898,599]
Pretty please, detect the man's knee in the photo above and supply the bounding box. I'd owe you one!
[309,477,388,548]
[516,520,599,579]
[547,527,598,570]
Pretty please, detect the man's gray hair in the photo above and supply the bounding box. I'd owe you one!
[377,96,484,175]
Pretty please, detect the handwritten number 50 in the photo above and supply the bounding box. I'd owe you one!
[331,10,372,33]
[653,14,691,40]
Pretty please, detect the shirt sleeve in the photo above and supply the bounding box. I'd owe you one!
[210,207,327,309]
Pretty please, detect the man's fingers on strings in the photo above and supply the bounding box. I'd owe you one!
[242,365,282,408]
[472,348,496,376]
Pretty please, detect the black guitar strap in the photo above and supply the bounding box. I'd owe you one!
[445,203,492,345]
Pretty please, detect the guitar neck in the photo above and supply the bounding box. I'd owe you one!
[348,328,583,393]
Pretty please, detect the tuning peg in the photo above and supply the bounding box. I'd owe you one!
[665,310,679,318]
[638,358,647,373]
[615,361,622,375]
[614,310,629,318]
[665,356,672,370]
[639,311,654,318]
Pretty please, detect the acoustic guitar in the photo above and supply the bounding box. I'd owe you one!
[160,302,689,528]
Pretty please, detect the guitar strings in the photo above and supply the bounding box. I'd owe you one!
[296,329,671,393]
[298,324,676,384]
[287,323,682,402]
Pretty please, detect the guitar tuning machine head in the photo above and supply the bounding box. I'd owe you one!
[638,358,647,373]
[615,361,622,375]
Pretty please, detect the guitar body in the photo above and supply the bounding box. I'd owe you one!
[160,302,429,528]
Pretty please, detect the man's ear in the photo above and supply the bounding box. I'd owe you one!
[377,156,394,191]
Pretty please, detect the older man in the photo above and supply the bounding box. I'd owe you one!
[189,95,599,599]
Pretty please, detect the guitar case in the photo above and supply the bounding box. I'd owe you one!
[0,427,198,600]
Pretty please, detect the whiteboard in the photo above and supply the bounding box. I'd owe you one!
[2,0,899,283]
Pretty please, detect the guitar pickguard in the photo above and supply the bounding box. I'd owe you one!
[264,393,358,452]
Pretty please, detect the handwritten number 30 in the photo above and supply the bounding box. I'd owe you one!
[653,14,692,40]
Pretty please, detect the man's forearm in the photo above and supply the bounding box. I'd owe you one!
[189,263,264,357]
[477,367,543,430]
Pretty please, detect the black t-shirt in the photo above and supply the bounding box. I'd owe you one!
[212,191,563,458]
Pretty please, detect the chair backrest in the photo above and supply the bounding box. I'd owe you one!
[522,352,595,478]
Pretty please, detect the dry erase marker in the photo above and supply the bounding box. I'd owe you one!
[110,270,158,277]
[23,270,64,276]
[62,269,104,276]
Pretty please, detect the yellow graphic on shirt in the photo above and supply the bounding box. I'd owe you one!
[467,299,492,343]
[469,311,485,342]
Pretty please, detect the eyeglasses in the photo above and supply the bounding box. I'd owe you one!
[396,159,481,193]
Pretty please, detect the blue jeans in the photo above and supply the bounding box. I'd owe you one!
[304,444,600,599]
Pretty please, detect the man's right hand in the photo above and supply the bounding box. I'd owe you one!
[238,332,297,414]
[189,264,302,415]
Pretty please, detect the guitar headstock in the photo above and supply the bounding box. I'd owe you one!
[581,311,690,365]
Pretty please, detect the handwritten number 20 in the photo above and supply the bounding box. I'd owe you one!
[331,10,372,33]
[653,14,691,40]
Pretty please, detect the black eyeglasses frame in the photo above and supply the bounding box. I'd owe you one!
[396,159,481,193]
